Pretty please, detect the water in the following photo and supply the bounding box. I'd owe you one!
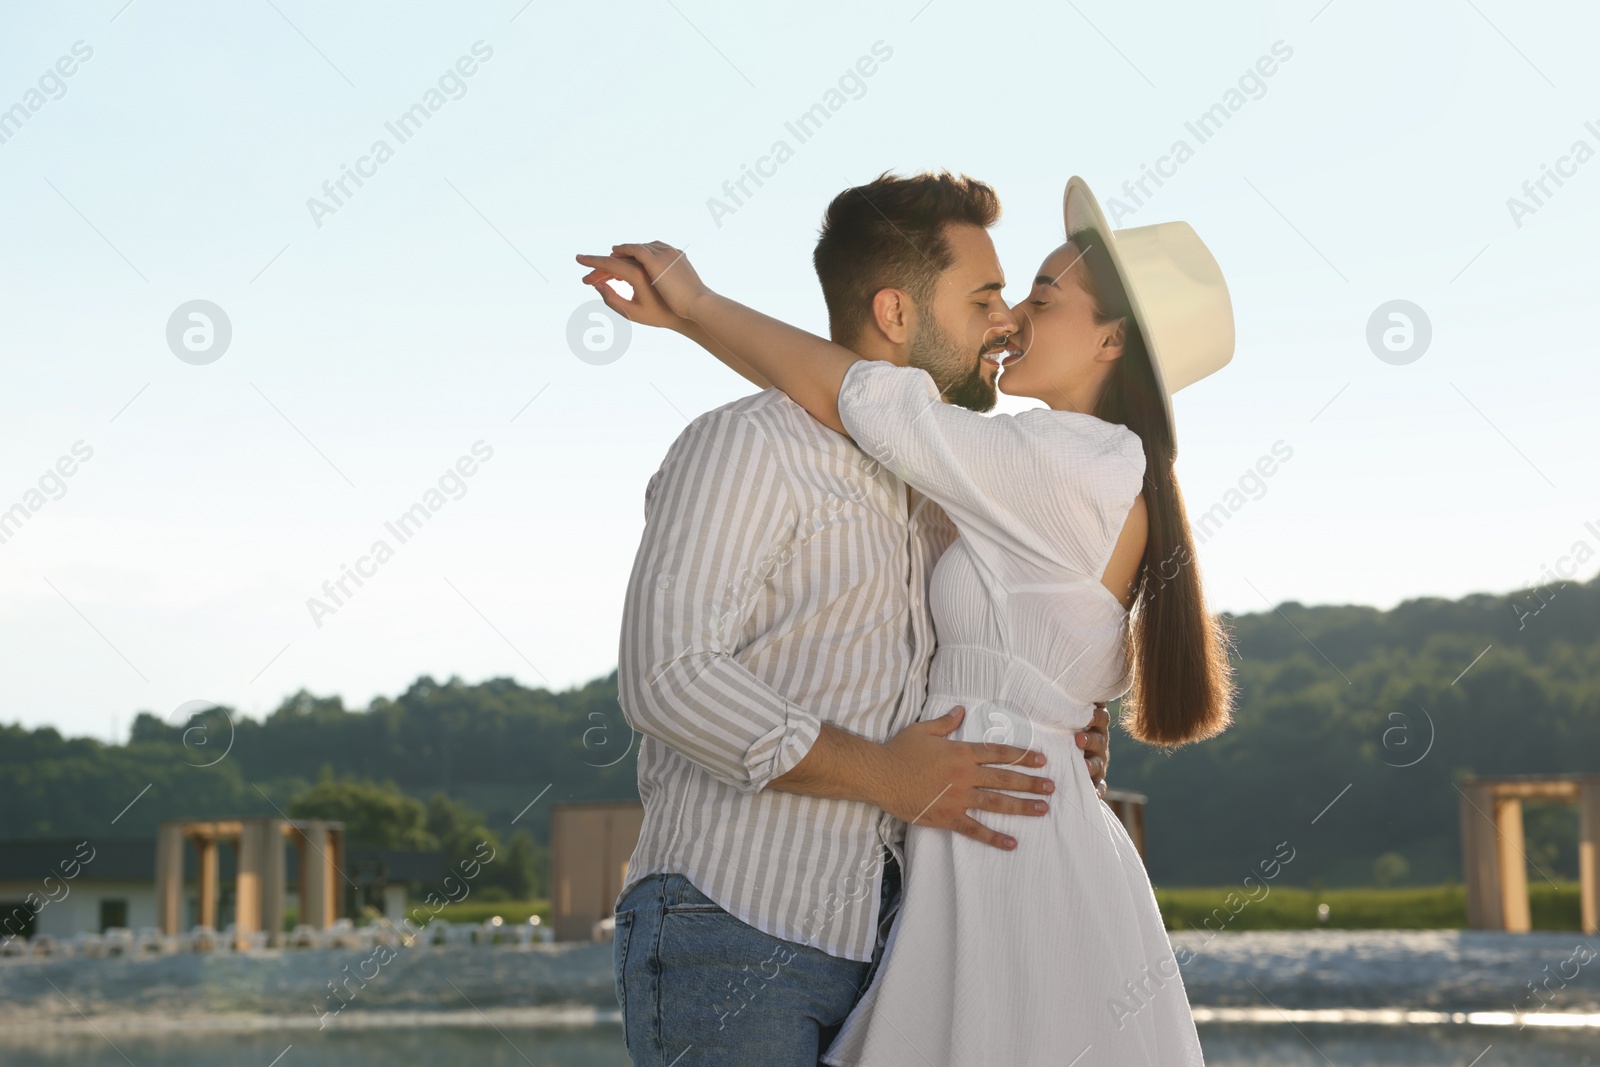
[1198,1023,1597,1066]
[0,1023,628,1067]
[2,930,1595,1065]
[2,1019,1597,1066]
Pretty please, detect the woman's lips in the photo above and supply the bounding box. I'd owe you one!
[982,342,1025,369]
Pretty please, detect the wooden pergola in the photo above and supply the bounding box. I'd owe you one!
[549,801,644,941]
[154,818,344,947]
[1458,774,1600,934]
[549,791,1150,942]
[1104,788,1147,860]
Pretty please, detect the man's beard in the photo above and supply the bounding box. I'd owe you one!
[908,315,997,413]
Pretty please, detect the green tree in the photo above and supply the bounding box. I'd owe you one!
[8,573,1600,893]
[1373,852,1410,886]
[500,829,544,900]
[288,768,434,850]
[426,791,503,878]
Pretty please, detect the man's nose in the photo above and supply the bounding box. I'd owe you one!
[988,307,1020,338]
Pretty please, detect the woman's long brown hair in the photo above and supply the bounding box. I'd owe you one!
[1072,227,1235,747]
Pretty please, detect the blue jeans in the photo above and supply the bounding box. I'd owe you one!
[613,849,903,1066]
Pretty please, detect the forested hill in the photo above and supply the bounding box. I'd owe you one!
[1115,571,1600,885]
[4,571,1598,888]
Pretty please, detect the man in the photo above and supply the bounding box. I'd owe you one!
[582,171,1111,1066]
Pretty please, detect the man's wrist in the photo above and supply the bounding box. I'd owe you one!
[770,722,893,811]
[848,733,893,812]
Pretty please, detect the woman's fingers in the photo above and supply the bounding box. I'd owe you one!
[590,278,635,320]
[576,254,646,286]
[582,248,654,281]
[585,241,705,321]
[577,264,633,298]
[611,241,684,282]
[611,243,658,269]
[609,245,658,281]
[577,254,673,319]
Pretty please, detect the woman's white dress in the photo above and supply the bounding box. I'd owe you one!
[821,360,1205,1067]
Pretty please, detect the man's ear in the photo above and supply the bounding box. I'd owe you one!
[870,287,913,347]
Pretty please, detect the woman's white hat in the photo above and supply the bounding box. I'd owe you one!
[1063,176,1234,442]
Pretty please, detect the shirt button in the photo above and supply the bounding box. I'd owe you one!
[657,575,672,591]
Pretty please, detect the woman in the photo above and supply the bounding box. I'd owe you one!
[581,177,1236,1066]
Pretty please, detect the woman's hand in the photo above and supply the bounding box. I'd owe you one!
[609,242,709,320]
[578,240,854,427]
[575,250,694,334]
[578,241,712,322]
[576,244,776,390]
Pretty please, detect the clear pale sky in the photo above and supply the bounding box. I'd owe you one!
[2,0,1596,740]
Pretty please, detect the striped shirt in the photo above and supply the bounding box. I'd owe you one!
[616,385,955,962]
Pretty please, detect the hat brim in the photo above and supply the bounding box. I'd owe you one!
[1063,176,1177,445]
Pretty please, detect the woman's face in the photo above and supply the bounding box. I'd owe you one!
[998,240,1126,410]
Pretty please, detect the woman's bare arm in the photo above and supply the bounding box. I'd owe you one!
[678,320,776,392]
[683,291,856,434]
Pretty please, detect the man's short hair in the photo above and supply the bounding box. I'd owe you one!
[812,170,1001,346]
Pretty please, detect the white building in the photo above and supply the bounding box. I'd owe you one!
[0,836,442,941]
[0,839,157,940]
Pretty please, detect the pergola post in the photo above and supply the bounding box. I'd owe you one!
[1460,782,1502,929]
[327,825,345,922]
[301,821,333,929]
[151,817,340,943]
[1580,780,1600,936]
[1494,795,1531,933]
[1461,775,1600,933]
[262,820,287,945]
[1099,789,1148,860]
[236,820,264,947]
[154,822,186,935]
[196,837,219,931]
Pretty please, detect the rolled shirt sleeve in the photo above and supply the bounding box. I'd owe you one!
[618,407,823,795]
